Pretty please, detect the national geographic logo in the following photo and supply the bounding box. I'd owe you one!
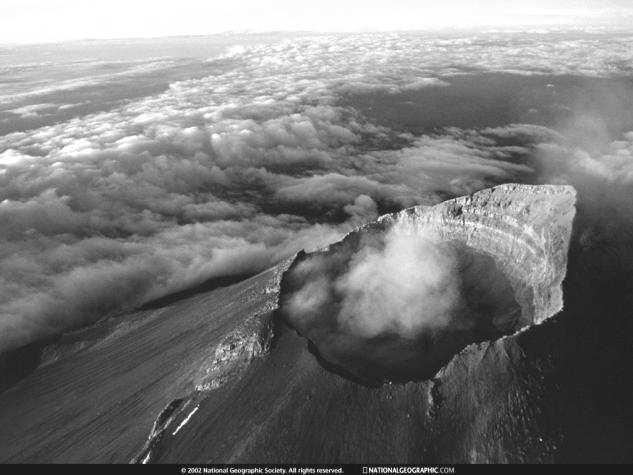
[363,467,456,474]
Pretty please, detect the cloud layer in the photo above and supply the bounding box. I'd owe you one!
[2,31,633,352]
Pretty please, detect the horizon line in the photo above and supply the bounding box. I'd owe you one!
[3,23,633,48]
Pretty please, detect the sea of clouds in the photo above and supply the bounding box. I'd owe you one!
[2,31,633,352]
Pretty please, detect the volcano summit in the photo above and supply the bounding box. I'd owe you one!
[280,184,576,385]
[0,184,583,463]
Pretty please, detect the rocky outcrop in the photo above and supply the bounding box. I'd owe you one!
[132,257,294,464]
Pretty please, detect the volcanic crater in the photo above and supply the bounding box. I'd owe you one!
[279,184,577,385]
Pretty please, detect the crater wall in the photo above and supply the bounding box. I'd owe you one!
[379,183,577,327]
[279,184,576,383]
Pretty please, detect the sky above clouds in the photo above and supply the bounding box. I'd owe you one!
[1,0,633,44]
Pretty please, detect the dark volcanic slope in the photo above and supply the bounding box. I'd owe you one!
[0,265,287,463]
[145,320,436,463]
